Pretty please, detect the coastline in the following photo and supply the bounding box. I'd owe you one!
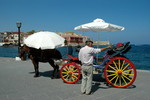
[0,57,15,62]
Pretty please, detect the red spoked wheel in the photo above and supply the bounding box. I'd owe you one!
[60,63,81,84]
[104,57,137,88]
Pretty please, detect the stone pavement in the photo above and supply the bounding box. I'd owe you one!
[0,57,150,100]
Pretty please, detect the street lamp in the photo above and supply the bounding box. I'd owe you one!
[16,21,22,57]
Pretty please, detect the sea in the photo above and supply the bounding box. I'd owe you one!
[0,45,150,71]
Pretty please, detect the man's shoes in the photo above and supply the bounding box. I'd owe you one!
[86,92,92,95]
[81,92,93,95]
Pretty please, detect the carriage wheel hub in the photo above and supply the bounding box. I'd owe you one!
[68,71,72,76]
[117,70,122,76]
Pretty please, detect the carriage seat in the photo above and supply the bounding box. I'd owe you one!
[67,54,79,61]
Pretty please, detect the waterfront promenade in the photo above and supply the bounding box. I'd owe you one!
[0,57,150,100]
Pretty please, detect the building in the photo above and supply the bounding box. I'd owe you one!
[93,40,111,46]
[0,31,28,46]
[57,31,90,46]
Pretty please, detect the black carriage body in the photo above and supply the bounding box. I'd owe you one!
[107,42,131,57]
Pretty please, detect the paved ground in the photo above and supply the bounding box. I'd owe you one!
[0,57,150,100]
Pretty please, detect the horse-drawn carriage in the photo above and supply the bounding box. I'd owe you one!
[20,40,136,88]
[60,42,137,88]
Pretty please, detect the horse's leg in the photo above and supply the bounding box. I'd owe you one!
[32,59,39,77]
[54,64,59,78]
[48,59,59,79]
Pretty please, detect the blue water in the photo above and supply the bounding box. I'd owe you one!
[0,45,150,71]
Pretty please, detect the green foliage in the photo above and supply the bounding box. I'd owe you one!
[27,30,36,35]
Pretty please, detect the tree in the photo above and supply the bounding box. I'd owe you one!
[27,30,36,35]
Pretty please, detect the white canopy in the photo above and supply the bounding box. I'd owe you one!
[74,18,125,32]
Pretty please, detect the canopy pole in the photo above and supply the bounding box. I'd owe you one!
[96,32,100,64]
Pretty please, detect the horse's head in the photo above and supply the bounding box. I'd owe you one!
[19,45,30,61]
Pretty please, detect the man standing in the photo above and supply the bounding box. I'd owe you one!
[78,40,110,95]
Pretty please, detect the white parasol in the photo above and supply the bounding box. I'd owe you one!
[74,18,125,61]
[74,18,125,32]
[24,31,65,50]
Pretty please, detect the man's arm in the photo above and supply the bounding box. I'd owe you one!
[100,46,111,51]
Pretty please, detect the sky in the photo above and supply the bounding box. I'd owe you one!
[0,0,150,45]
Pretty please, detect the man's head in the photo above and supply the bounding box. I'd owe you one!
[85,40,93,47]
